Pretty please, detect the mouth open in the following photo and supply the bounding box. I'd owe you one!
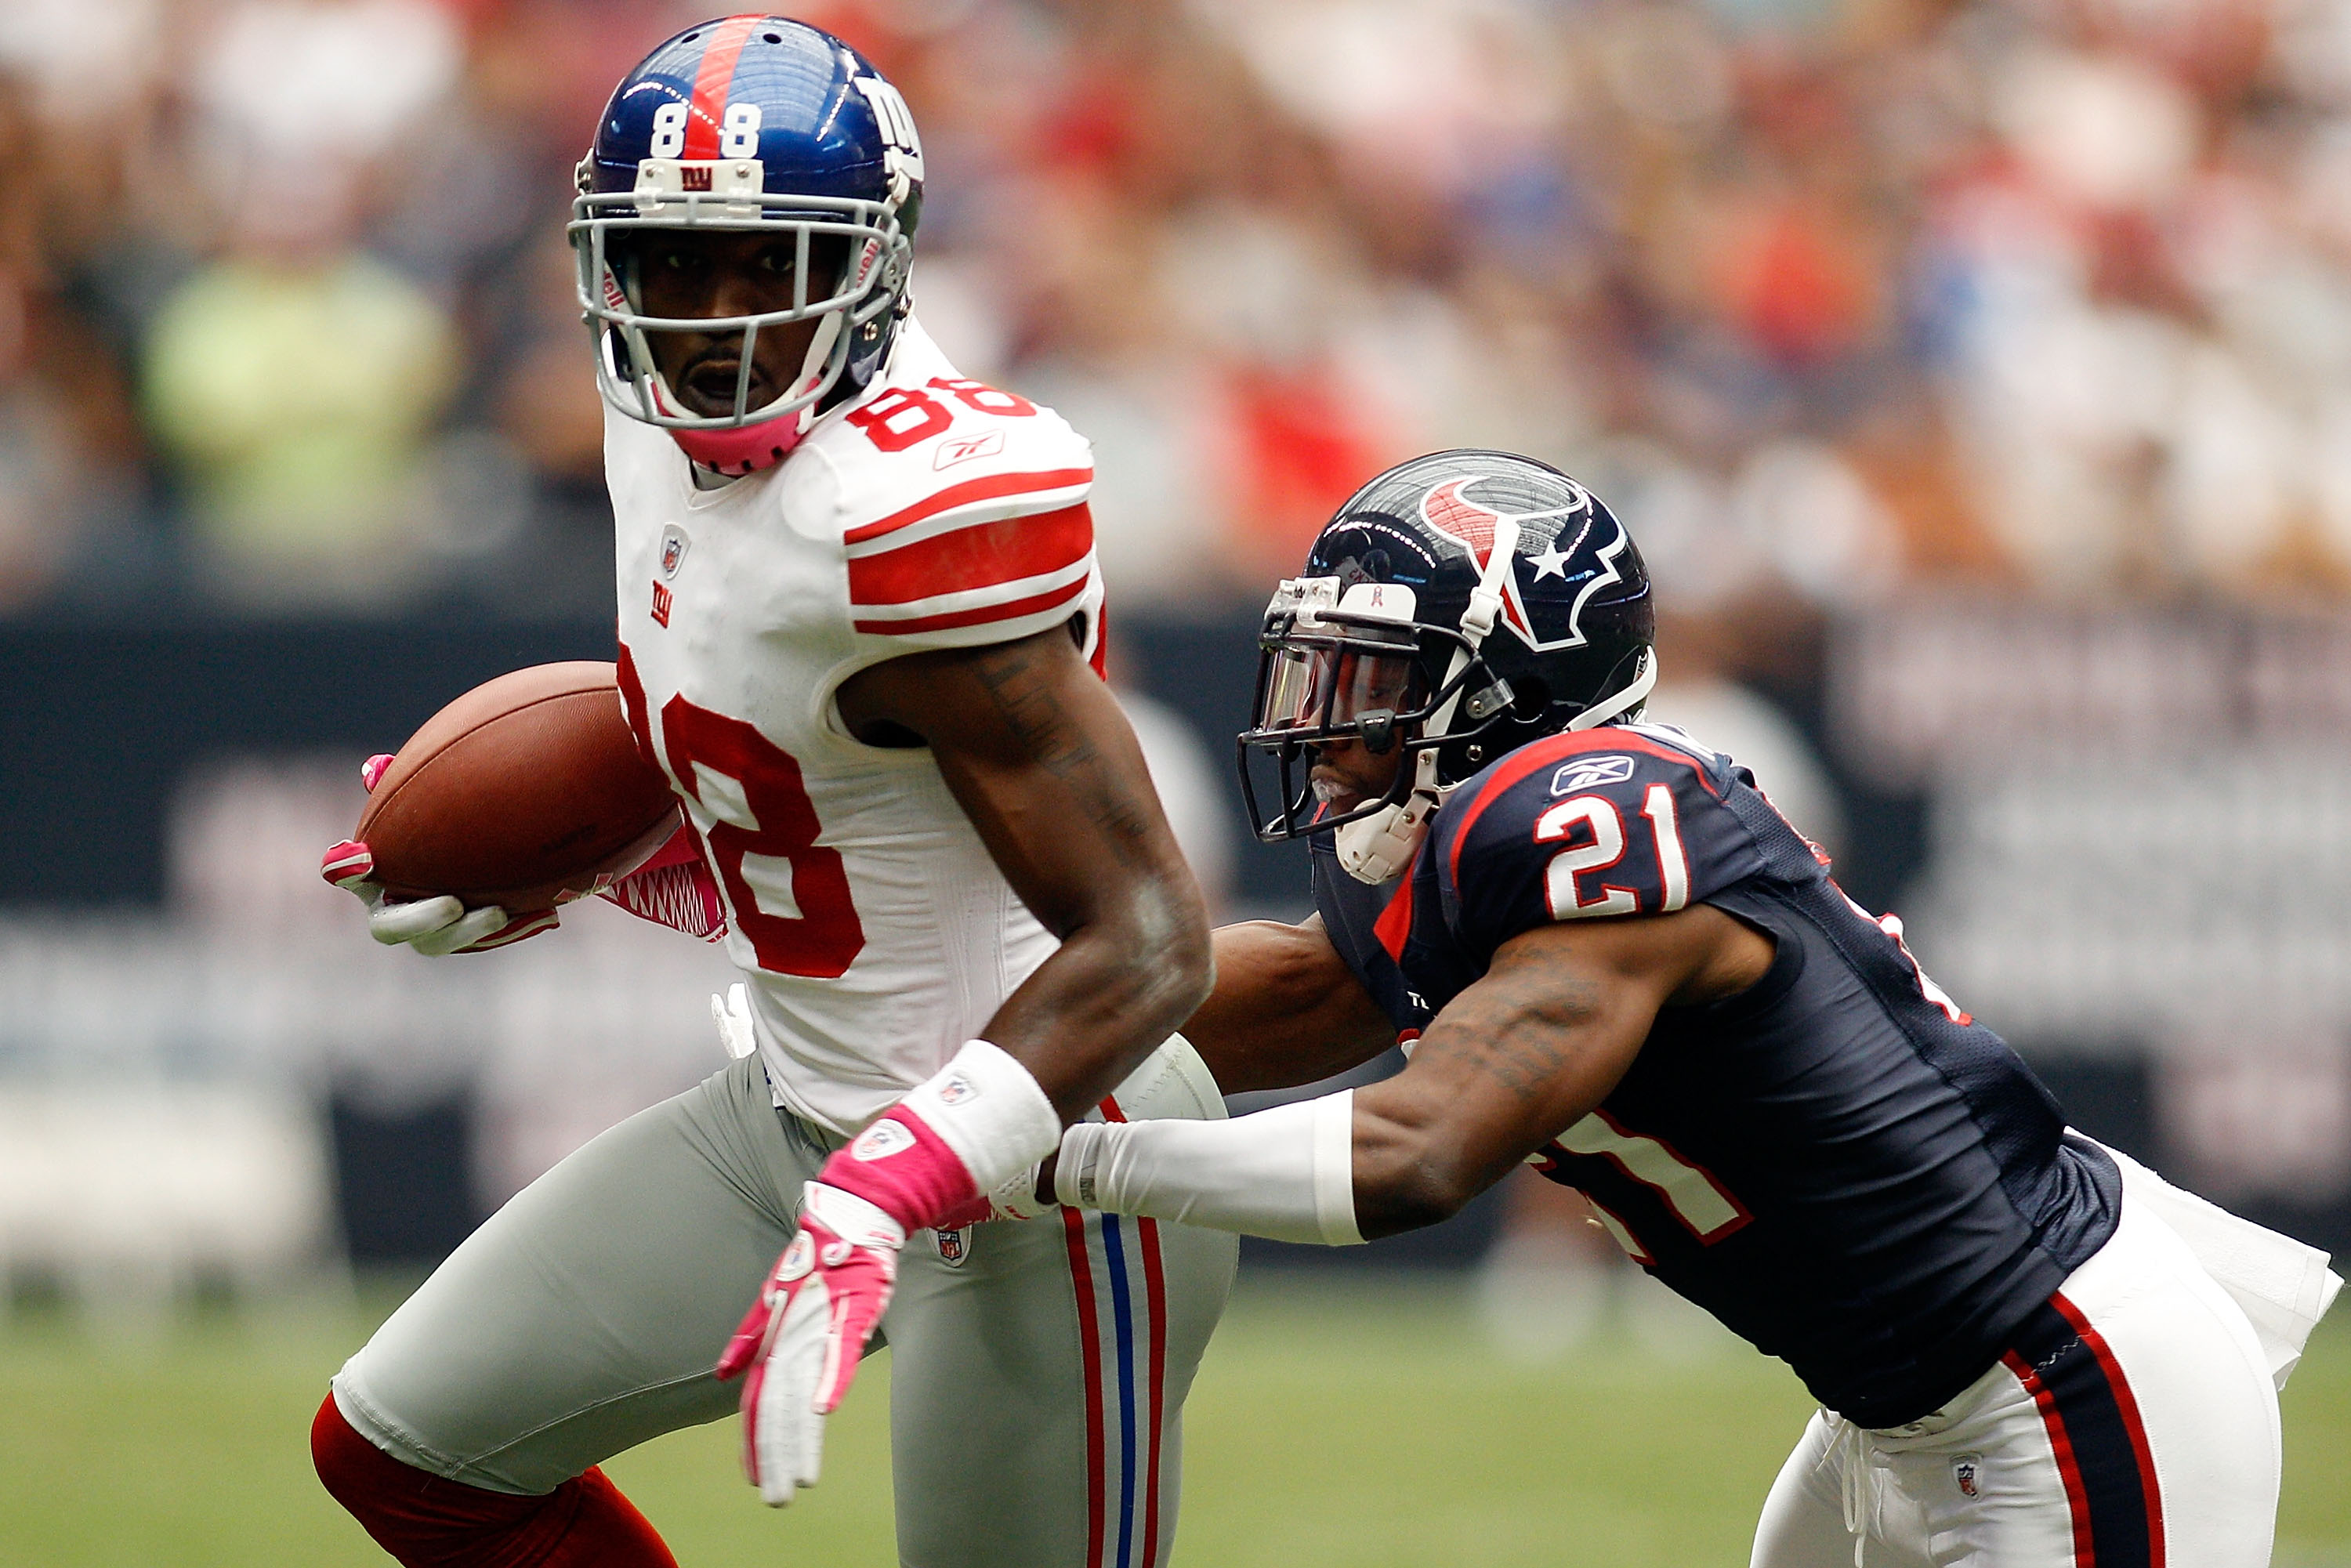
[679,352,773,415]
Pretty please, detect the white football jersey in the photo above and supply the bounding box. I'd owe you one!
[609,318,1103,1135]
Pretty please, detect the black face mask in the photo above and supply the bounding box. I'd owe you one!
[1235,588,1514,845]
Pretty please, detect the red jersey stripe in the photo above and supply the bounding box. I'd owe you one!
[852,574,1089,636]
[2052,1292,2165,1566]
[843,467,1092,544]
[1374,871,1415,961]
[848,503,1093,607]
[682,15,760,159]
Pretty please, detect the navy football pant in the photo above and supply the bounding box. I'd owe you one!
[1751,1190,2280,1567]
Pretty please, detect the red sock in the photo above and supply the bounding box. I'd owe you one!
[311,1394,678,1568]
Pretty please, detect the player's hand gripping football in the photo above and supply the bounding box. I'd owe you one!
[714,1180,903,1505]
[320,755,558,954]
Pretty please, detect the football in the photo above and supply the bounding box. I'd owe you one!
[354,661,679,911]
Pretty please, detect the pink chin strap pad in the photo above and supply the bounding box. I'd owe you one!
[669,411,806,476]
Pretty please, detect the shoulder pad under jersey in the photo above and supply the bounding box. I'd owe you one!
[795,342,1099,656]
[1429,725,1766,958]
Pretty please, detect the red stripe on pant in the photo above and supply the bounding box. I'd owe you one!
[2002,1349,2096,1565]
[1063,1205,1110,1568]
[2052,1292,2166,1568]
[1100,1094,1171,1568]
[310,1395,675,1567]
[1135,1216,1170,1568]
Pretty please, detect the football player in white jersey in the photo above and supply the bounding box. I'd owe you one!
[310,19,1237,1568]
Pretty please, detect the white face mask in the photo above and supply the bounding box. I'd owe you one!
[570,167,911,459]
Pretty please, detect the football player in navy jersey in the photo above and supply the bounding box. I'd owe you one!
[1049,451,2338,1567]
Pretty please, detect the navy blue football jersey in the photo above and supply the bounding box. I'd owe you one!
[1318,722,2120,1428]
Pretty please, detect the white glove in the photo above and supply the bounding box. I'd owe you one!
[318,754,558,956]
[714,1182,904,1505]
[712,983,757,1060]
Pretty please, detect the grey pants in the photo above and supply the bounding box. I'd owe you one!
[332,1042,1238,1567]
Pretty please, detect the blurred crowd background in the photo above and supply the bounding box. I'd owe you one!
[5,0,2351,1327]
[14,0,2351,610]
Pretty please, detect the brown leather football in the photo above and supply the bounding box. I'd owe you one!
[354,661,679,911]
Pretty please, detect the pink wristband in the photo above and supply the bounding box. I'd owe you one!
[817,1108,982,1233]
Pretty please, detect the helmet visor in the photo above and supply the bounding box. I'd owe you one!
[1256,639,1426,737]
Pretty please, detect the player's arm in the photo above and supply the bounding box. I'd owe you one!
[835,621,1211,1118]
[1051,904,1770,1243]
[1183,914,1397,1094]
[1347,908,1752,1234]
[718,620,1212,1502]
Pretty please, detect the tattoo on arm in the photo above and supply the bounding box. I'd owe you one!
[1441,973,1605,1104]
[968,639,1154,854]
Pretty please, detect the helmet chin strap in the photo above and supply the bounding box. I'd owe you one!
[667,311,843,476]
[1568,646,1659,730]
[1334,748,1445,885]
[1335,521,1522,885]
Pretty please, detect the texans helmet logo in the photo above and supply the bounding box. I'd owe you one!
[1418,476,1632,654]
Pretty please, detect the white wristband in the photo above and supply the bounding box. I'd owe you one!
[1056,1091,1364,1247]
[898,1039,1063,1193]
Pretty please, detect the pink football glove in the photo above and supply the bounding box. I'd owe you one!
[715,1182,903,1506]
[712,1040,1063,1505]
[320,753,559,956]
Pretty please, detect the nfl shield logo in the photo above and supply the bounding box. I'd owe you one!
[1953,1456,1981,1498]
[660,523,690,579]
[934,1224,973,1267]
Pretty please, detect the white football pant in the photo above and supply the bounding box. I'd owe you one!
[1751,1189,2280,1567]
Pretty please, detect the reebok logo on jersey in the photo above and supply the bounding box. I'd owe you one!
[1552,755,1635,795]
[850,1119,916,1161]
[933,429,1004,470]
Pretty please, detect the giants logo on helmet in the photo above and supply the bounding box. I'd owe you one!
[1418,476,1634,654]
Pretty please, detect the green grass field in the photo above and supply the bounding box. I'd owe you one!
[5,1272,2349,1566]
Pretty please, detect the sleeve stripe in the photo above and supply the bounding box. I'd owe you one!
[842,466,1094,545]
[852,572,1092,636]
[851,555,1094,623]
[846,502,1094,608]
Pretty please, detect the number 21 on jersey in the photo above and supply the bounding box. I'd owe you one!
[1534,785,1689,920]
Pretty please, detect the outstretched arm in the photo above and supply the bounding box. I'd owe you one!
[1052,904,1773,1243]
[835,622,1211,1119]
[1184,915,1399,1094]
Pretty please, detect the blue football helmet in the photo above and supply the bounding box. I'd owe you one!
[569,15,923,473]
[1239,450,1657,871]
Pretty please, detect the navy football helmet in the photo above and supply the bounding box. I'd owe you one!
[1240,450,1656,866]
[569,16,922,472]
